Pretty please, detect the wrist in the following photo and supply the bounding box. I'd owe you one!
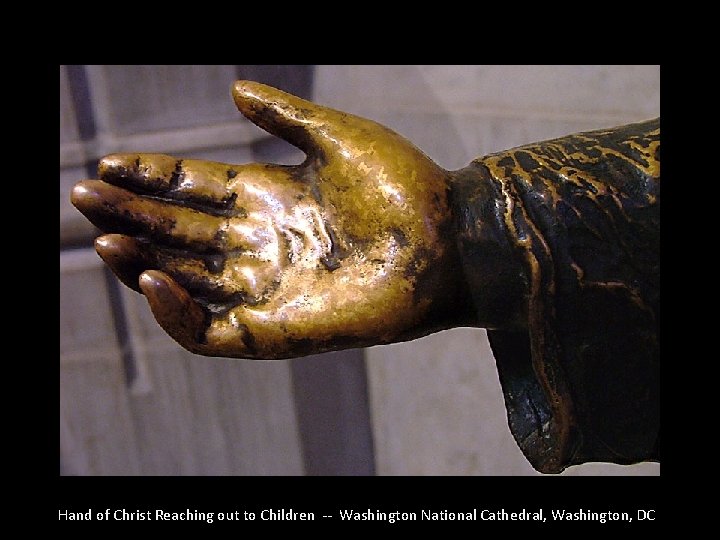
[447,162,528,330]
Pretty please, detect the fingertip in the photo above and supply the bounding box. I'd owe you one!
[231,80,279,121]
[231,80,266,103]
[231,79,251,97]
[95,232,119,250]
[69,180,135,230]
[139,269,186,321]
[98,154,133,178]
[139,270,207,351]
[95,235,147,293]
[138,269,170,296]
[70,180,95,208]
[231,80,320,153]
[71,179,120,208]
[94,234,116,258]
[95,233,135,260]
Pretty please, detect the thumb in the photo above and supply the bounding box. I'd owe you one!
[232,80,356,156]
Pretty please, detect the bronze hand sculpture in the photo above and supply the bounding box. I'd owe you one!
[71,81,659,474]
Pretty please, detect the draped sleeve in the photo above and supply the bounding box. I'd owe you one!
[451,119,660,473]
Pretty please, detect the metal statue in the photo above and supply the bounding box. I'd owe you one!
[71,81,659,473]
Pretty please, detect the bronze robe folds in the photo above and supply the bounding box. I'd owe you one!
[451,119,660,473]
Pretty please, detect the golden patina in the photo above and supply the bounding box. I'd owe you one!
[72,81,473,359]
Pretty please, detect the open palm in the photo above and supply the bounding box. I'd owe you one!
[72,81,467,358]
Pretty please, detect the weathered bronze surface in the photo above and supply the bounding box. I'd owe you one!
[453,120,659,473]
[71,81,659,473]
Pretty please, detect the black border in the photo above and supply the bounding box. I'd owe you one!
[52,63,670,531]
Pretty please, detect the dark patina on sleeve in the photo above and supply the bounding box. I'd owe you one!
[450,119,660,473]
